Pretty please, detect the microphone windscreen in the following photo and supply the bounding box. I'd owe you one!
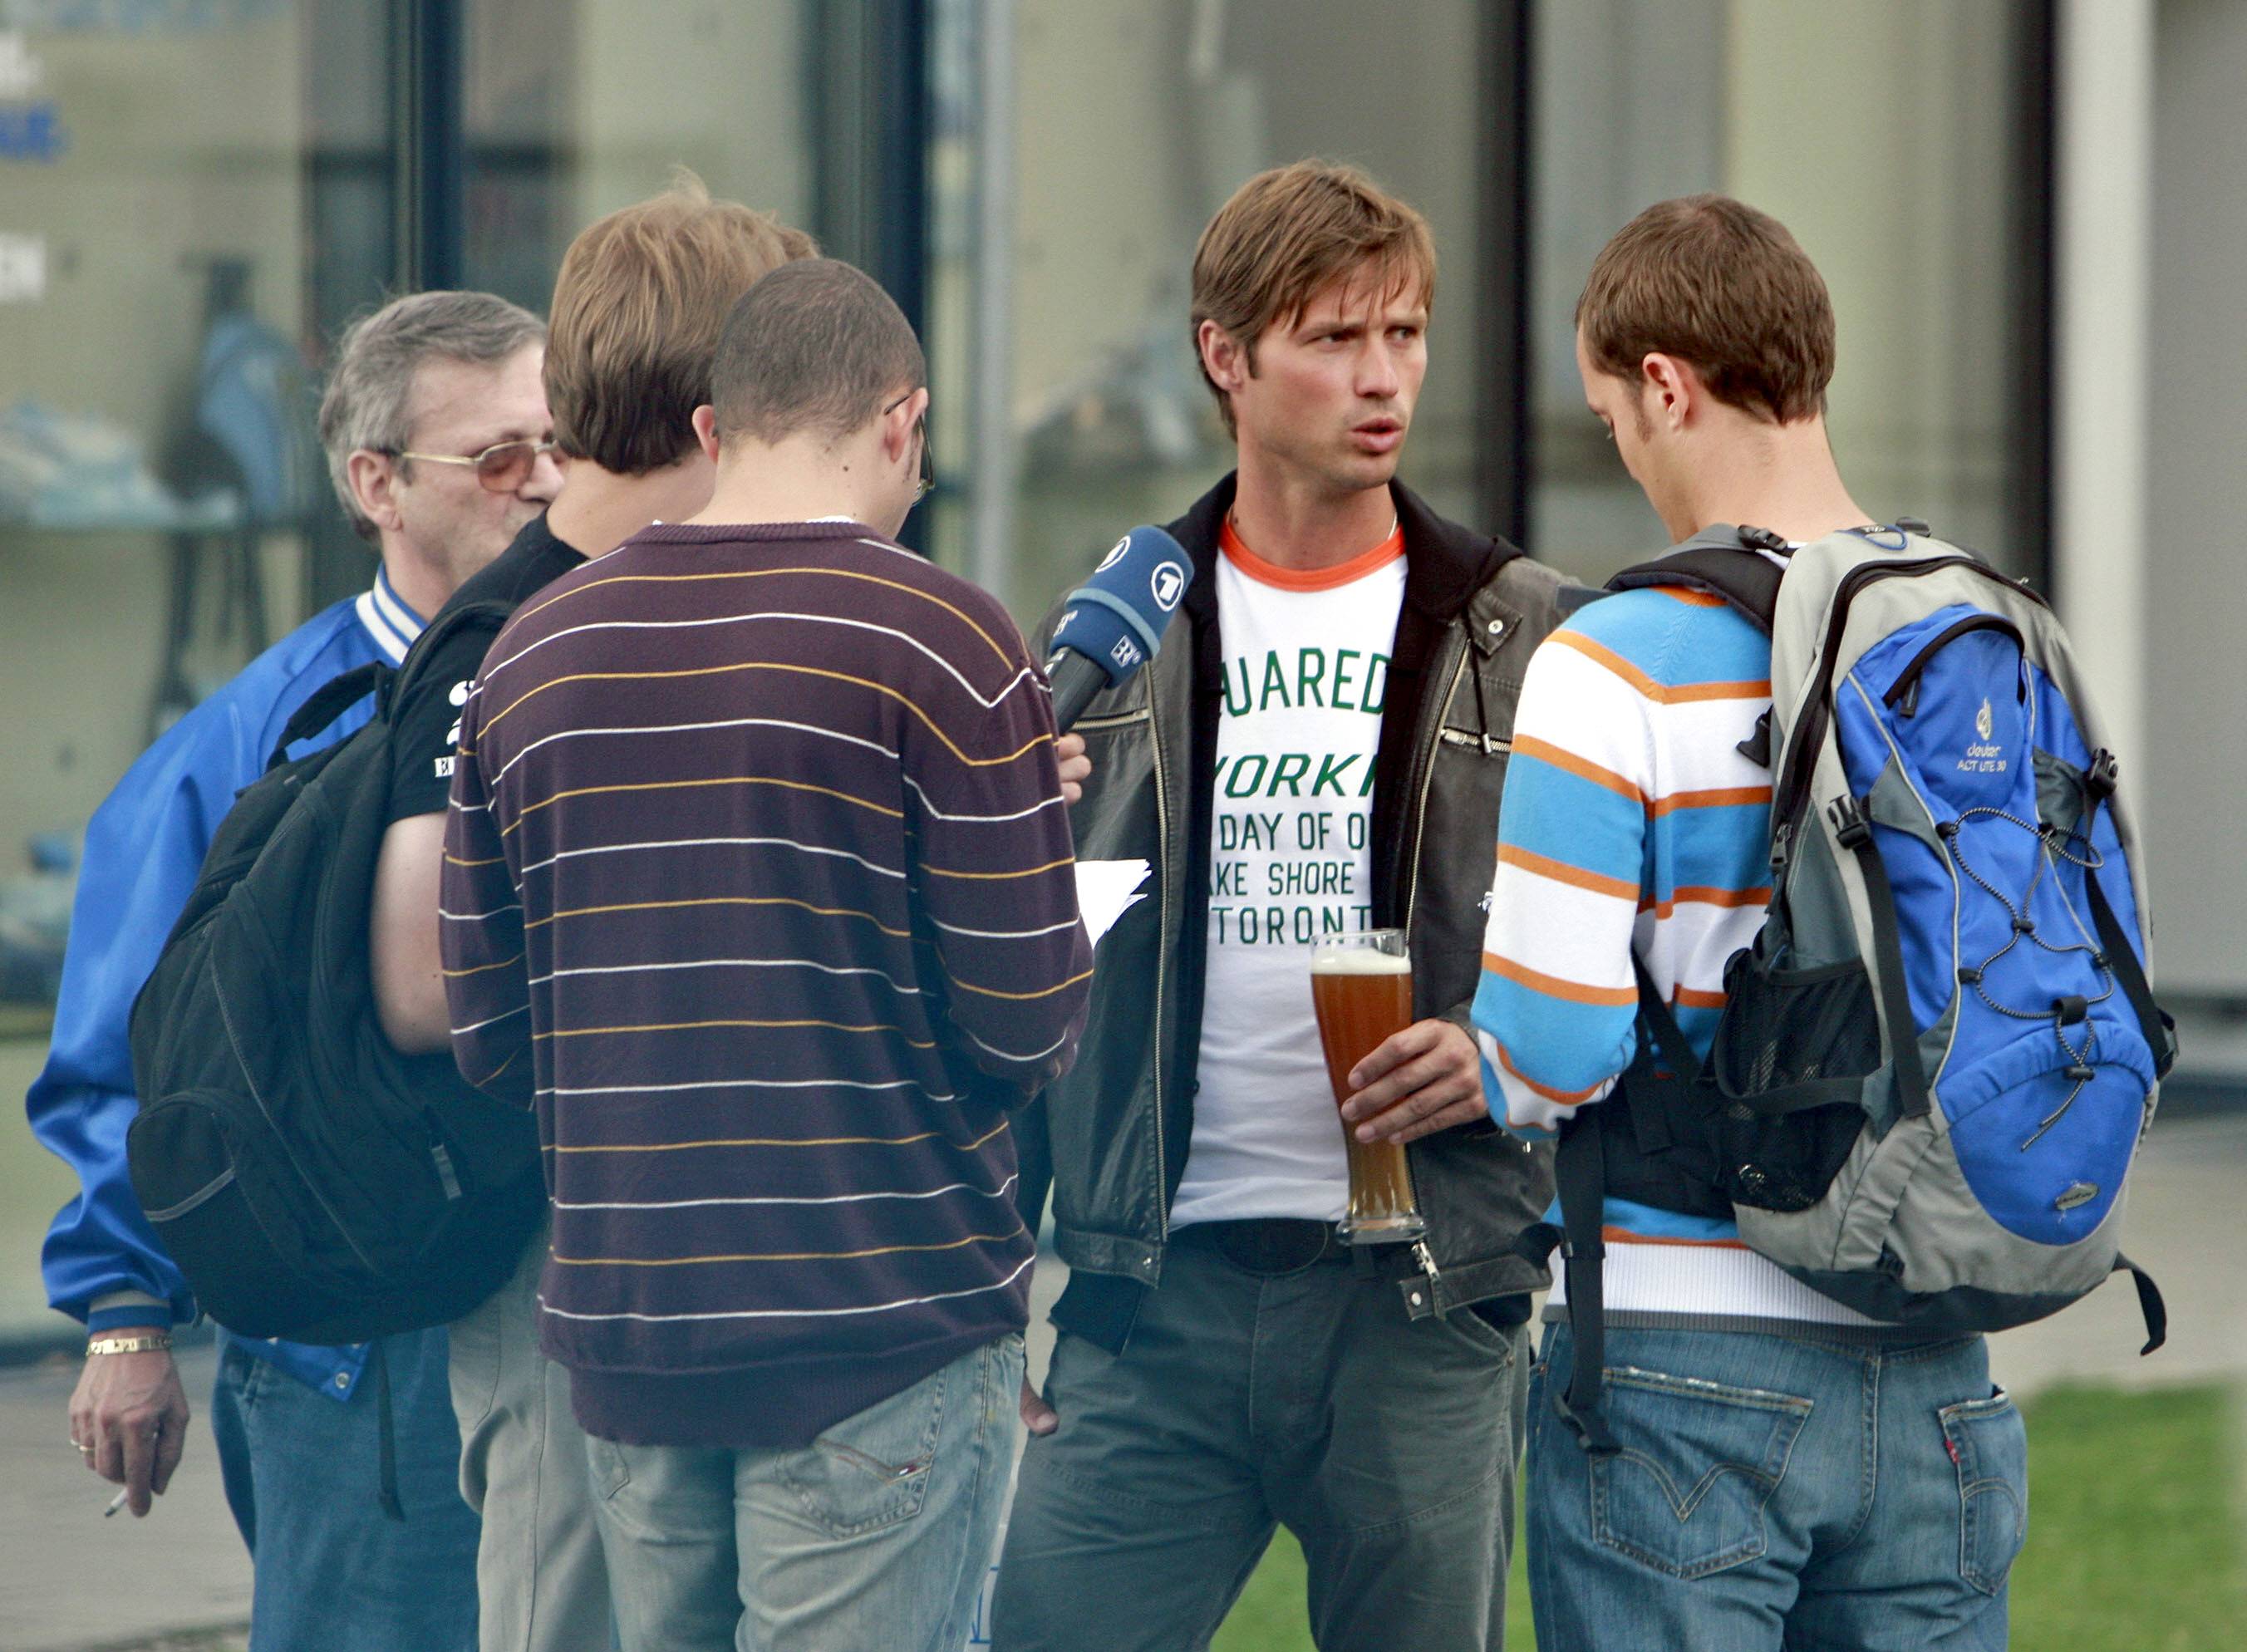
[1046,526,1194,689]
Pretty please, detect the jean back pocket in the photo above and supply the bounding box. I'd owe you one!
[779,1359,953,1538]
[1939,1387,2028,1595]
[1590,1365,1813,1579]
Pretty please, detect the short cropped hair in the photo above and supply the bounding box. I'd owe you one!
[1191,160,1437,434]
[1576,194,1834,423]
[709,259,926,448]
[317,290,546,538]
[547,171,817,474]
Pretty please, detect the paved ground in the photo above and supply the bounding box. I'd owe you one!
[0,1344,251,1652]
[1,1112,2237,1650]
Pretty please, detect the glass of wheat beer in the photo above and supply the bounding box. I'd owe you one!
[1311,929,1426,1243]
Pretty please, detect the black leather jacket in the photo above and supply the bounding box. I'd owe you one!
[1016,475,1565,1346]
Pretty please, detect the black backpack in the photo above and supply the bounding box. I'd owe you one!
[127,602,544,1348]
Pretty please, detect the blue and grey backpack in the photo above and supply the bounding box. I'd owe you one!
[1550,522,2173,1453]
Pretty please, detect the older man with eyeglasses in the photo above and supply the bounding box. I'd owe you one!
[31,288,556,1651]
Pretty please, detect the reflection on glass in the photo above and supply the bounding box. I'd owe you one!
[0,2,352,1020]
[1531,0,2034,583]
[463,0,810,312]
[935,0,1491,622]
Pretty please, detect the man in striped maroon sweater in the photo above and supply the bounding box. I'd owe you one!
[440,258,1091,1651]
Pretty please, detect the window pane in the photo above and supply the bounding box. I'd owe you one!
[1531,0,2035,580]
[462,0,812,310]
[946,0,1494,622]
[0,0,387,1331]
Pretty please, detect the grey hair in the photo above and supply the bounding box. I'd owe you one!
[317,290,546,538]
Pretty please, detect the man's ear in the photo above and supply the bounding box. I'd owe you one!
[1198,319,1251,401]
[1645,350,1708,434]
[1639,352,1703,431]
[347,449,405,535]
[691,404,722,463]
[883,387,927,467]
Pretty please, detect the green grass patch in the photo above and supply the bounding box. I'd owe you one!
[1212,1382,2242,1651]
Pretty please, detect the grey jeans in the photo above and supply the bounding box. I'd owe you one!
[991,1237,1531,1652]
[586,1334,1025,1652]
[449,1225,614,1652]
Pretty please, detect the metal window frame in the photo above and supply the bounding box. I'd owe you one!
[2009,0,2059,595]
[1476,2,1534,551]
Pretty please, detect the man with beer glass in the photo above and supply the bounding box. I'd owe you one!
[991,162,1568,1652]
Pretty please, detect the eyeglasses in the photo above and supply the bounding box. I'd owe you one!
[883,391,935,508]
[389,437,558,493]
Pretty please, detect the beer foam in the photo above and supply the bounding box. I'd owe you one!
[1310,946,1411,975]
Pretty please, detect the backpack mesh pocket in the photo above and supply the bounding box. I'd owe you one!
[1703,949,1881,1212]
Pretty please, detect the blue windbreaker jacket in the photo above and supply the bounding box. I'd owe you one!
[27,568,425,1396]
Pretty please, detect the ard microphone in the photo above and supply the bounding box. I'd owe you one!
[1045,525,1194,732]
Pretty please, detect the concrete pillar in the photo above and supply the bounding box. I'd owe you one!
[2053,0,2155,775]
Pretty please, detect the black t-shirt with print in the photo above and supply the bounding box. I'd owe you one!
[386,511,585,822]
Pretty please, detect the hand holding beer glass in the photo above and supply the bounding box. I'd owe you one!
[1311,929,1426,1242]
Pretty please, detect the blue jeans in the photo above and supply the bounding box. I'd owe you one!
[992,1238,1530,1652]
[1526,1323,2024,1651]
[585,1334,1025,1652]
[209,1326,480,1651]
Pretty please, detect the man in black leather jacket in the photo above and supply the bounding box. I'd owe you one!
[991,161,1566,1652]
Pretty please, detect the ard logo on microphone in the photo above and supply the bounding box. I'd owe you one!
[1150,562,1187,612]
[1095,536,1131,573]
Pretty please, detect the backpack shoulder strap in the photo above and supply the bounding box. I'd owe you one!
[1607,536,1786,635]
[381,598,518,714]
[268,661,389,769]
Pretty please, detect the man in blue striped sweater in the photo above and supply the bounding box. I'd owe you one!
[1476,198,2023,1650]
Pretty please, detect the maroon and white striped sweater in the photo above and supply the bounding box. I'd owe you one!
[440,519,1090,1446]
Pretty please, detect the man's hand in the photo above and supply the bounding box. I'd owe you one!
[1338,1019,1487,1144]
[70,1336,190,1518]
[1019,1376,1059,1436]
[1055,733,1091,806]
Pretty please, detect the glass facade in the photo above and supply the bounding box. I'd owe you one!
[0,0,2052,1337]
[0,0,395,1326]
[460,0,812,314]
[1529,0,2044,583]
[927,0,1500,620]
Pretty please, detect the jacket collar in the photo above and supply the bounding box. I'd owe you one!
[353,563,430,666]
[1166,472,1514,631]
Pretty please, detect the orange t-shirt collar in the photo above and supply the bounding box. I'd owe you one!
[1219,514,1404,592]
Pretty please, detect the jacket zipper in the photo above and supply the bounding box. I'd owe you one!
[1412,1238,1443,1305]
[1396,641,1471,1305]
[1401,644,1471,937]
[1146,671,1172,1257]
[1071,706,1152,732]
[1438,728,1511,754]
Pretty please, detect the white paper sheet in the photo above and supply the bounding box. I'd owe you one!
[1074,858,1151,947]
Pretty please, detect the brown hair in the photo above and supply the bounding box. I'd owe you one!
[1191,160,1437,434]
[709,258,926,447]
[546,170,817,474]
[1576,194,1834,423]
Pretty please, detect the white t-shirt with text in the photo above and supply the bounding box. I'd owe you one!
[1169,519,1407,1229]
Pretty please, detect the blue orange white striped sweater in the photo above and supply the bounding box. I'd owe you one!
[1471,573,1877,1326]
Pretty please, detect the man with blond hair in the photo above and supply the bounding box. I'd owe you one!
[368,174,814,1652]
[991,161,1565,1652]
